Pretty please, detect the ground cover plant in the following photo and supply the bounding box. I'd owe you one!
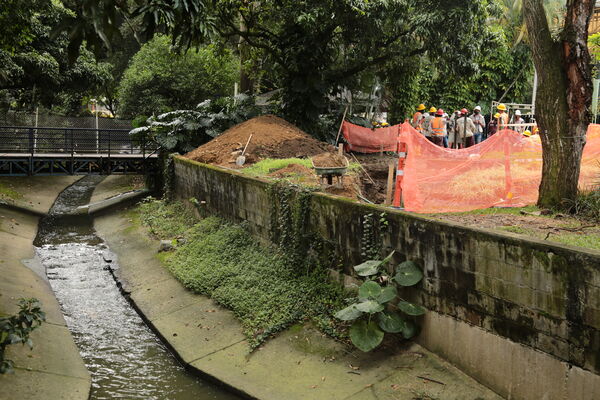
[136,199,346,349]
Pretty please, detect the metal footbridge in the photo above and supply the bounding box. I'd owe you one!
[0,126,159,176]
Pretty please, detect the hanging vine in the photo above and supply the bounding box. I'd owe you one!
[360,212,389,261]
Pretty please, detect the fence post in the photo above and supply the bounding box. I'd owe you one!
[392,142,407,208]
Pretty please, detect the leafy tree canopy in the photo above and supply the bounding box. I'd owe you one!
[117,34,238,118]
[0,1,112,114]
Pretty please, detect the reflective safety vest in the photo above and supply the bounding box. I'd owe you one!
[431,117,445,136]
[412,112,423,130]
[499,112,509,130]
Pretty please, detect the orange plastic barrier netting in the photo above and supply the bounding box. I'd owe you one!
[342,122,400,153]
[398,122,600,213]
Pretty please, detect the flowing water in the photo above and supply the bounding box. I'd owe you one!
[34,176,239,400]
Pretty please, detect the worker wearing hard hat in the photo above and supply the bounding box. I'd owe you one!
[487,113,500,137]
[497,104,509,130]
[454,108,476,148]
[427,109,446,146]
[421,107,436,140]
[511,110,526,134]
[471,106,485,144]
[412,104,426,132]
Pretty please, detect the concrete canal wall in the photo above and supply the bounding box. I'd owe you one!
[172,155,600,400]
[0,177,90,400]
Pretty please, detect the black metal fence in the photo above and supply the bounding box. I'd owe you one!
[0,126,157,156]
[0,111,132,130]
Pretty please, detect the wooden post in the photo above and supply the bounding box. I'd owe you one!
[385,162,394,205]
[338,144,344,155]
[392,142,407,208]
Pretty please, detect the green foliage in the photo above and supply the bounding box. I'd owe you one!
[137,197,196,238]
[0,298,45,374]
[131,94,259,153]
[0,1,112,115]
[117,35,239,118]
[361,212,389,260]
[136,201,345,349]
[334,252,425,352]
[0,181,23,200]
[568,187,600,222]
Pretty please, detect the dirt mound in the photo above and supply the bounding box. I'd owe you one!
[268,163,315,178]
[184,115,333,165]
[312,153,348,168]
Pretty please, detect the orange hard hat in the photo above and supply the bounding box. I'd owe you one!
[460,108,468,115]
[436,109,444,116]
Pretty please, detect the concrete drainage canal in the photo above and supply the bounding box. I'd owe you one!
[33,176,240,400]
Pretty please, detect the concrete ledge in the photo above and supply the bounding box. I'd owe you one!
[95,209,503,400]
[0,177,91,400]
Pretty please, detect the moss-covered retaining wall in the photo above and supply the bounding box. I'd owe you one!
[173,155,600,399]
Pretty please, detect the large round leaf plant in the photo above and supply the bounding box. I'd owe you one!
[334,252,425,352]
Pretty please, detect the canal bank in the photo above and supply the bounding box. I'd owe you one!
[0,176,91,400]
[95,206,502,400]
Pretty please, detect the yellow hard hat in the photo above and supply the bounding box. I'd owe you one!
[523,130,532,137]
[494,113,500,118]
[497,104,507,111]
[417,104,426,111]
[429,107,437,113]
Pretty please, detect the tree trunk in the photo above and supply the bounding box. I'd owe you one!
[239,17,253,94]
[523,0,594,209]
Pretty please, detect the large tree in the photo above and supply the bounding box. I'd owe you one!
[62,0,489,134]
[117,35,238,118]
[523,0,595,208]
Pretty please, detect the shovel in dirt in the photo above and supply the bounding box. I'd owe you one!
[236,134,253,166]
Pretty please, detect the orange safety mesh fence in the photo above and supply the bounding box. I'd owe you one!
[397,122,600,213]
[342,121,400,153]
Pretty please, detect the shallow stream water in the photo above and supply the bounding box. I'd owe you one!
[34,176,239,400]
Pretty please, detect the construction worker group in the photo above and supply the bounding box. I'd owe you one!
[411,103,532,148]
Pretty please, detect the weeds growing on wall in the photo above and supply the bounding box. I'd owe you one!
[361,212,389,260]
[268,182,327,274]
[136,199,346,349]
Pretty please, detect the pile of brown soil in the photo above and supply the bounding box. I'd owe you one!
[268,163,315,179]
[184,115,333,165]
[312,153,348,168]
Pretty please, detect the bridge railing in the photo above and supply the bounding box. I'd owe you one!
[0,126,158,156]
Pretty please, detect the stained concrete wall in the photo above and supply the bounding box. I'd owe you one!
[173,156,600,399]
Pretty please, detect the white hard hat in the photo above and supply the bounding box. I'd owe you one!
[515,110,521,116]
[474,105,481,111]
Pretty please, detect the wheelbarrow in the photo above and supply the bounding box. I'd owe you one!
[312,156,349,187]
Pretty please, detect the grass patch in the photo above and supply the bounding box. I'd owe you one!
[427,205,540,218]
[570,189,600,222]
[137,197,196,238]
[499,225,533,235]
[548,233,600,251]
[0,182,23,201]
[137,199,346,349]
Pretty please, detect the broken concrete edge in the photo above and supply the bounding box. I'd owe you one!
[105,263,259,400]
